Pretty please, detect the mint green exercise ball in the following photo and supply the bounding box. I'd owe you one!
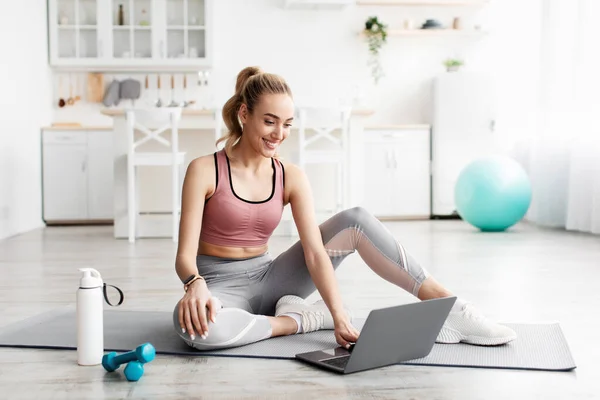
[454,156,532,232]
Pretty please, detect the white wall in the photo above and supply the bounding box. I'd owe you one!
[48,0,542,214]
[53,0,541,127]
[212,0,542,149]
[0,1,53,240]
[212,0,486,124]
[0,1,543,239]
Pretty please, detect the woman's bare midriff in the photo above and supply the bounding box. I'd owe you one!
[198,240,268,259]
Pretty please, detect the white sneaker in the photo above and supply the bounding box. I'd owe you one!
[436,303,517,346]
[275,295,351,333]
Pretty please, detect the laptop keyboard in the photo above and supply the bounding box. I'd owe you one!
[321,356,350,369]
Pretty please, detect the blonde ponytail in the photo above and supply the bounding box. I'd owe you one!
[216,66,293,156]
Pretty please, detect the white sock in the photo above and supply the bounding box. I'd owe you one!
[281,312,303,334]
[451,297,468,312]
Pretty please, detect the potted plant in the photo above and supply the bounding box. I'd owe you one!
[364,16,388,84]
[443,58,464,72]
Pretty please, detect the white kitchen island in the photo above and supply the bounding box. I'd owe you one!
[101,107,376,239]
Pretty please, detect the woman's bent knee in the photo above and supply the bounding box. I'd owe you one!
[172,305,272,351]
[336,206,374,227]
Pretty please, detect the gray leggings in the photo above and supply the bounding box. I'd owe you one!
[173,207,429,350]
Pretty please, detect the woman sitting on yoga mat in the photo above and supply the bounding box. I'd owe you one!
[172,66,517,351]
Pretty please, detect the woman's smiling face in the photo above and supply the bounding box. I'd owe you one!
[238,93,295,158]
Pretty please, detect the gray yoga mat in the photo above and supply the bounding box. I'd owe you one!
[0,307,576,372]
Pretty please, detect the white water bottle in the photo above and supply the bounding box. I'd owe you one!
[76,268,104,366]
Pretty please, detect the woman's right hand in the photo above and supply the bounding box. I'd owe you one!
[177,279,219,340]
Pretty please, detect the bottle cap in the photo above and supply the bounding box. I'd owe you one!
[79,268,103,289]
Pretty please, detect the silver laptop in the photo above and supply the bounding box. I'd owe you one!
[295,296,456,374]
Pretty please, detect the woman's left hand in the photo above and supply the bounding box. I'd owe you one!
[334,317,360,349]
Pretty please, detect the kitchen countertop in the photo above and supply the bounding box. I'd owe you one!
[42,124,430,132]
[100,107,376,117]
[42,125,113,131]
[365,124,431,130]
[42,123,429,132]
[44,112,428,132]
[99,109,433,130]
[100,108,215,116]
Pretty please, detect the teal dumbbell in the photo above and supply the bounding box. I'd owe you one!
[124,361,145,382]
[102,343,155,381]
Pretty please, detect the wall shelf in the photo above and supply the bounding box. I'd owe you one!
[58,25,98,30]
[356,0,489,6]
[167,25,206,30]
[388,29,488,36]
[360,29,488,37]
[284,0,354,9]
[112,26,152,30]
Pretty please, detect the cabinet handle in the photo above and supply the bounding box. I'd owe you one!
[392,150,398,169]
[82,160,86,172]
[384,149,391,168]
[55,135,77,142]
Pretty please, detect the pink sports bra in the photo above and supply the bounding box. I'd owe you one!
[200,149,285,247]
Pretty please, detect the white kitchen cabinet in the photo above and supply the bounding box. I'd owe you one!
[86,131,114,219]
[42,129,114,223]
[155,0,213,68]
[48,0,213,70]
[42,132,89,221]
[48,0,104,65]
[362,128,431,219]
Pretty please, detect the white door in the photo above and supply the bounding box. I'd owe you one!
[42,138,88,221]
[388,131,431,218]
[86,131,114,220]
[103,0,158,66]
[48,0,104,66]
[363,129,431,219]
[432,72,496,216]
[362,140,394,217]
[154,0,213,67]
